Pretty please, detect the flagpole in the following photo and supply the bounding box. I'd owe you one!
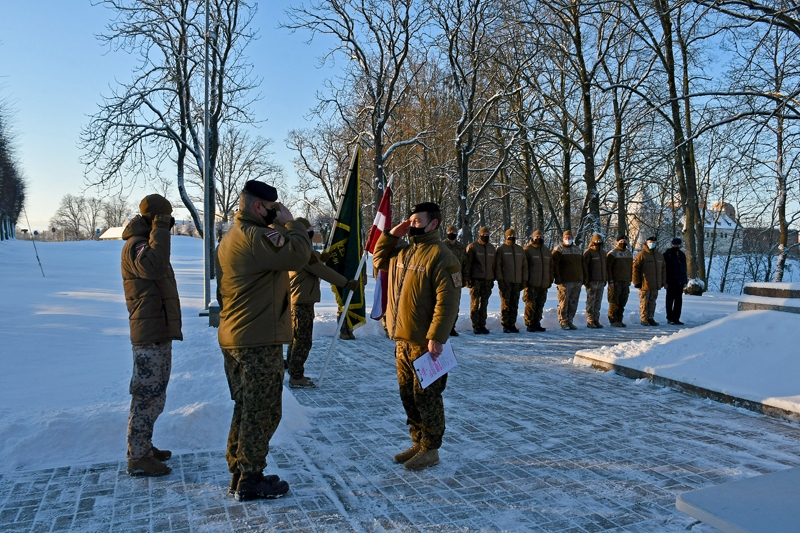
[317,250,369,386]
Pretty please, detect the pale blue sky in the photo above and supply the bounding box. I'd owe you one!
[0,0,338,230]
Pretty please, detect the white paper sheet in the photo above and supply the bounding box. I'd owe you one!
[413,340,457,389]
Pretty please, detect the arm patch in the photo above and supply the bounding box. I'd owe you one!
[264,230,285,248]
[447,264,463,288]
[134,242,147,258]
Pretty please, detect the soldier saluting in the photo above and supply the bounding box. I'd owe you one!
[373,202,461,471]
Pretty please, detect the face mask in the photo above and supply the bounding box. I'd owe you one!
[307,230,315,239]
[479,235,489,243]
[447,233,457,241]
[409,226,427,237]
[564,238,573,246]
[534,238,544,245]
[262,207,277,226]
[592,241,602,247]
[647,242,656,250]
[618,242,627,250]
[507,237,516,243]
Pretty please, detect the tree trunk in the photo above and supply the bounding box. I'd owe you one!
[774,114,788,282]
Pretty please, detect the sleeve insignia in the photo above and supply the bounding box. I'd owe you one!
[134,242,147,258]
[265,230,285,248]
[446,264,463,288]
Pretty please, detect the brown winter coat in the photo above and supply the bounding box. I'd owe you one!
[443,238,469,281]
[552,243,585,285]
[289,249,348,305]
[606,246,633,283]
[373,229,461,346]
[216,211,312,348]
[632,246,666,291]
[582,247,608,284]
[524,242,554,288]
[494,242,527,285]
[466,240,496,282]
[121,216,183,345]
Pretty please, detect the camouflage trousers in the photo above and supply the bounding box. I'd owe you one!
[639,289,659,321]
[395,341,447,450]
[127,341,172,461]
[287,303,314,380]
[557,282,582,326]
[499,283,522,328]
[223,345,284,474]
[523,286,548,326]
[469,279,494,329]
[585,282,606,324]
[607,283,630,323]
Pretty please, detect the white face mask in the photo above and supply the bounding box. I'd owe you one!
[647,242,656,250]
[564,238,573,246]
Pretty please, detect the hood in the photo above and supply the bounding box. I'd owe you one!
[122,216,151,240]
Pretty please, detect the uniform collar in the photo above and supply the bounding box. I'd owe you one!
[409,230,442,245]
[236,210,269,228]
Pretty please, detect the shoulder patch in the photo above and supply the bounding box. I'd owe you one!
[264,230,285,248]
[446,264,463,289]
[134,242,147,258]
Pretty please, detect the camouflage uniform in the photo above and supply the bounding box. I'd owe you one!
[286,303,315,380]
[557,282,582,325]
[500,284,522,328]
[469,280,494,330]
[223,346,284,474]
[395,341,447,450]
[639,290,659,322]
[523,287,548,326]
[607,284,630,324]
[127,341,172,461]
[585,281,606,324]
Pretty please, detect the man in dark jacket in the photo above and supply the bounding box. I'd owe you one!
[552,230,585,330]
[606,235,633,327]
[495,228,527,333]
[121,194,182,477]
[466,227,496,334]
[443,225,468,336]
[632,236,666,326]
[523,230,553,332]
[582,233,607,328]
[663,238,688,325]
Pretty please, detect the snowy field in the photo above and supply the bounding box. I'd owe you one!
[0,237,738,472]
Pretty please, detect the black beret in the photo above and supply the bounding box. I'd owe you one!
[409,202,440,216]
[242,180,278,202]
[646,235,657,242]
[671,238,682,245]
[617,234,628,241]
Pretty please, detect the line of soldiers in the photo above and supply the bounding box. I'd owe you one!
[442,227,689,333]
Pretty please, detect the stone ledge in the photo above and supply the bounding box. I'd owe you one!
[572,353,800,424]
[743,282,800,299]
[737,295,800,314]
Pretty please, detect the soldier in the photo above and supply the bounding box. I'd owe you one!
[582,233,607,329]
[523,230,553,332]
[373,202,461,471]
[121,194,182,477]
[632,235,666,326]
[442,225,468,336]
[551,230,585,330]
[606,235,633,327]
[494,229,527,333]
[663,238,688,325]
[287,217,359,388]
[466,227,496,334]
[216,180,312,501]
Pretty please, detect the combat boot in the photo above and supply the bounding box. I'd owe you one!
[127,456,171,477]
[526,325,537,332]
[450,328,459,337]
[289,376,316,388]
[479,327,490,334]
[151,446,171,461]
[509,325,519,333]
[648,319,659,326]
[586,322,600,329]
[594,322,604,329]
[235,473,289,501]
[568,323,578,330]
[393,444,421,464]
[640,320,651,326]
[534,323,546,332]
[561,323,570,330]
[339,331,356,340]
[618,321,627,327]
[403,448,439,471]
[473,327,482,334]
[609,321,623,327]
[229,472,279,496]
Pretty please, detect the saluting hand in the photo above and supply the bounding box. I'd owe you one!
[428,339,443,360]
[390,219,411,237]
[274,202,294,225]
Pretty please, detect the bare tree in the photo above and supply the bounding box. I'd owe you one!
[102,196,133,228]
[0,102,25,240]
[50,195,87,241]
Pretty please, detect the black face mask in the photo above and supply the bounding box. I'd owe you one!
[263,208,277,226]
[618,242,627,250]
[507,237,516,243]
[447,233,457,241]
[534,238,544,246]
[592,242,602,248]
[408,226,426,237]
[307,230,315,239]
[479,235,489,243]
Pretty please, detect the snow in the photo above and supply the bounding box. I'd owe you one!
[574,310,800,414]
[0,238,739,473]
[746,282,800,291]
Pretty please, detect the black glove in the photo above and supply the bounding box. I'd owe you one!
[345,279,359,291]
[153,214,172,230]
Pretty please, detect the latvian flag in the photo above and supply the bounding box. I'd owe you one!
[366,185,392,320]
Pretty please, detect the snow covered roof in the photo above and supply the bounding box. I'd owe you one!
[703,209,737,230]
[99,227,125,240]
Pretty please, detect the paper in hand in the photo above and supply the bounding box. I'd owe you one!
[413,340,457,389]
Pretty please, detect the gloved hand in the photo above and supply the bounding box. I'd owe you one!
[153,214,173,230]
[345,279,359,291]
[320,252,331,262]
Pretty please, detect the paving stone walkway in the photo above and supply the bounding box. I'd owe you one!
[3,321,800,532]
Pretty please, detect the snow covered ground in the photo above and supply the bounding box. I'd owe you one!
[4,238,800,532]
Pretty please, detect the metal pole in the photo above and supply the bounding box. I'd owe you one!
[202,0,212,311]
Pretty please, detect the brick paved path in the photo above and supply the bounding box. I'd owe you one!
[3,323,800,532]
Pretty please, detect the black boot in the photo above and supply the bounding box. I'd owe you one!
[235,473,289,501]
[450,327,459,337]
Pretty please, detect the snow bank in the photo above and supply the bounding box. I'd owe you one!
[574,310,800,414]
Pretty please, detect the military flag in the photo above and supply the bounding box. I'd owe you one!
[366,183,392,320]
[324,147,366,331]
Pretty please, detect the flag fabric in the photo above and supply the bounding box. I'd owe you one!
[368,185,392,320]
[325,147,366,331]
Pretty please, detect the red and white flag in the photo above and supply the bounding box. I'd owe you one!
[366,185,392,320]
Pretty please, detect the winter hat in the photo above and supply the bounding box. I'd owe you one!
[446,225,457,233]
[242,180,278,202]
[671,238,682,245]
[139,194,172,218]
[532,230,543,239]
[617,234,628,241]
[563,230,573,238]
[646,236,657,242]
[295,217,312,229]
[591,233,603,243]
[479,226,489,235]
[505,229,516,238]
